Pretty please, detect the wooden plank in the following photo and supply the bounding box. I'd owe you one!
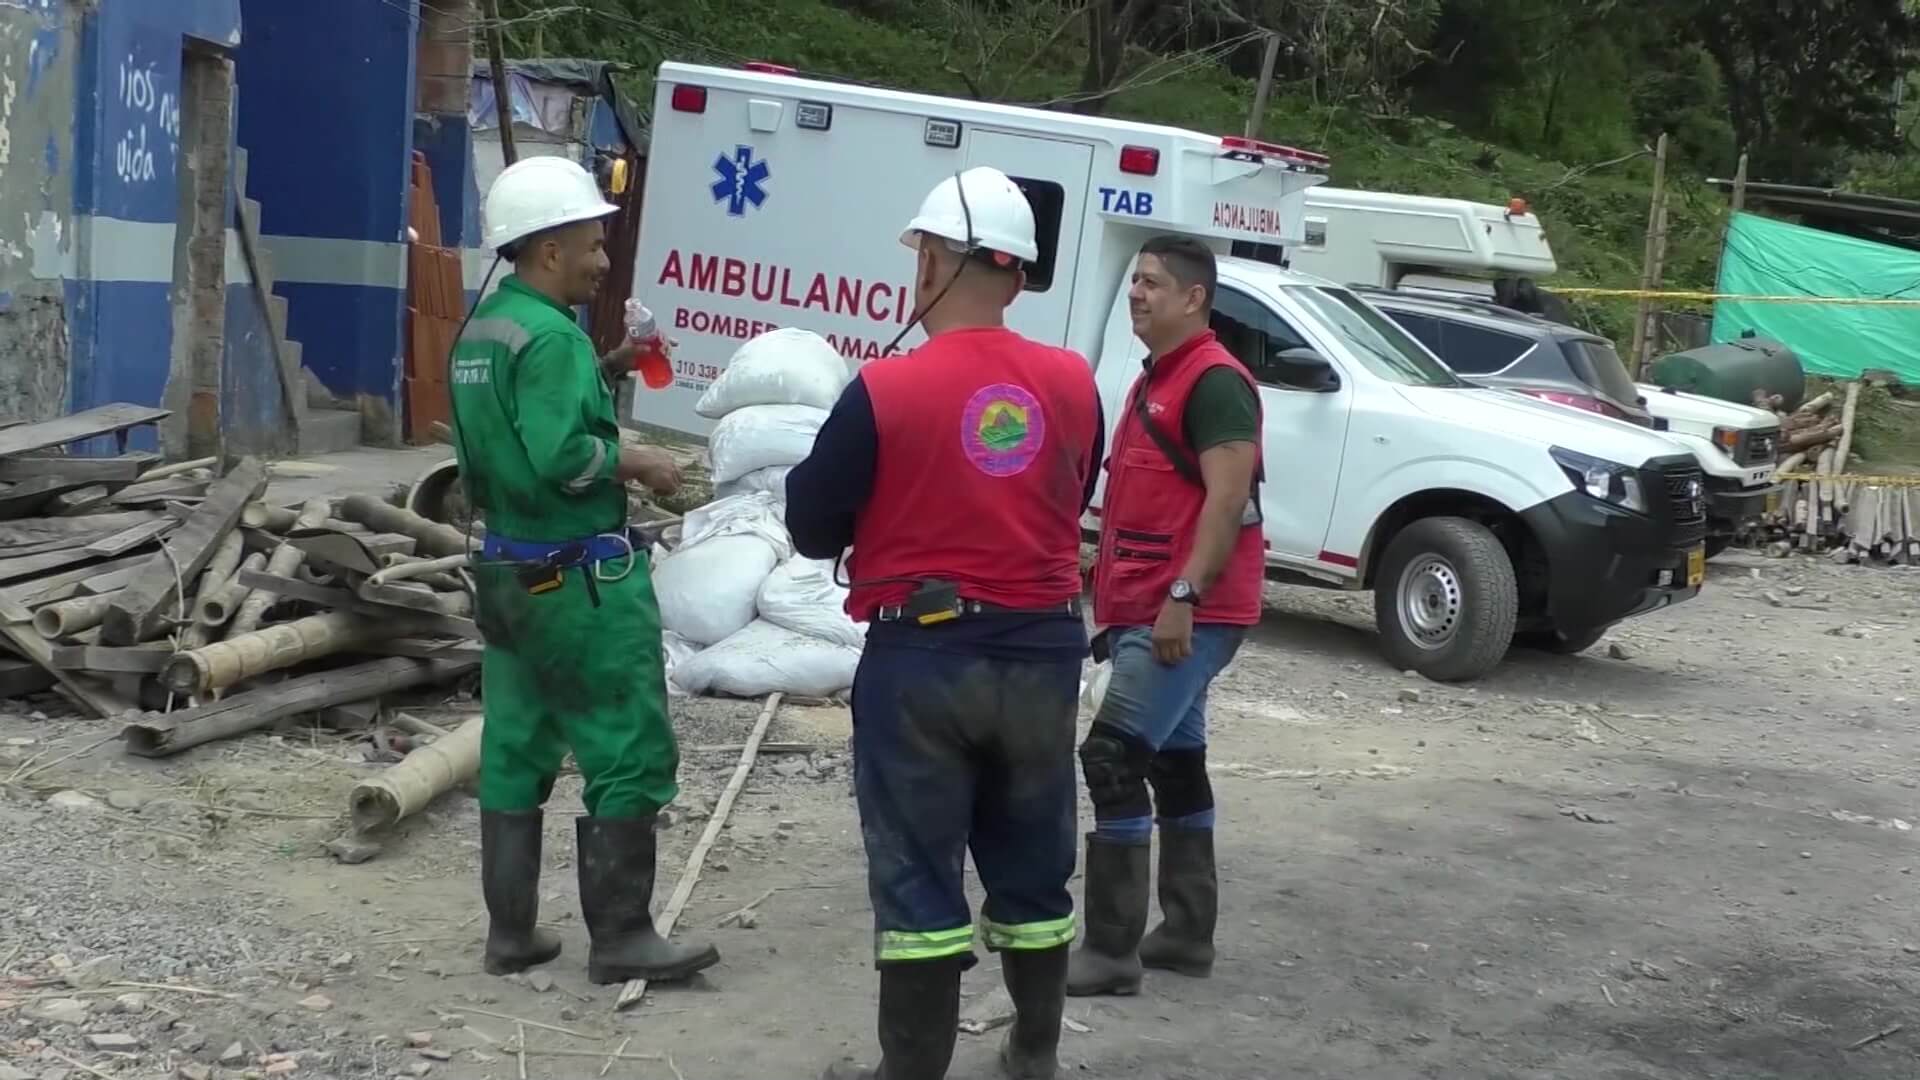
[0,404,170,458]
[111,478,208,506]
[122,656,474,757]
[360,637,484,661]
[0,476,90,519]
[0,452,160,482]
[0,622,136,717]
[0,552,157,625]
[85,518,178,557]
[0,657,56,698]
[0,544,109,584]
[0,511,159,545]
[50,642,174,673]
[50,484,114,516]
[235,569,480,639]
[101,458,267,646]
[76,565,142,596]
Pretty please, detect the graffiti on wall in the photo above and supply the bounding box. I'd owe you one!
[114,54,178,186]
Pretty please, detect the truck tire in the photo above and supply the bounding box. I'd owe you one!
[1513,625,1607,655]
[1373,516,1518,682]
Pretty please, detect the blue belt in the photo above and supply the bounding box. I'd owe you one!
[481,528,640,567]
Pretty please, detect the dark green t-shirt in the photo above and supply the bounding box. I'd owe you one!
[1183,367,1260,451]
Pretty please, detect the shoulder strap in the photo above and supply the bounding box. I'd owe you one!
[1132,364,1267,492]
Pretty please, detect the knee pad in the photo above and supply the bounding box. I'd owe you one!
[1147,748,1213,820]
[1078,722,1153,820]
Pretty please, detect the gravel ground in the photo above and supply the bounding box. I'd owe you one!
[2,551,1918,1079]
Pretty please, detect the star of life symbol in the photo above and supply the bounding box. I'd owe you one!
[711,145,770,217]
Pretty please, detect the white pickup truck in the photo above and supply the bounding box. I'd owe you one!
[629,60,1708,679]
[1288,185,1781,552]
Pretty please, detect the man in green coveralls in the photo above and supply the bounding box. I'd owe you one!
[450,155,718,986]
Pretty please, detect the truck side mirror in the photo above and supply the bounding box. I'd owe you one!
[1278,347,1341,393]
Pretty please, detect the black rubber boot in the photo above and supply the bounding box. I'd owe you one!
[999,946,1068,1079]
[1139,827,1218,977]
[480,810,563,975]
[821,957,965,1080]
[1064,835,1150,997]
[575,815,719,985]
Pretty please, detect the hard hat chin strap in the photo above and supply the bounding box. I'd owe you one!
[882,172,975,357]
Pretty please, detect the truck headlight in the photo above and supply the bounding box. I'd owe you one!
[1712,426,1740,458]
[1550,447,1648,513]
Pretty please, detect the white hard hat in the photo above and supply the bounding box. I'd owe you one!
[483,155,619,253]
[900,166,1039,266]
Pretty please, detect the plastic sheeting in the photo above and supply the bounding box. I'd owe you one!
[1711,212,1920,384]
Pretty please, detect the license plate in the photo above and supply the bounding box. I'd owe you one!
[1687,546,1706,587]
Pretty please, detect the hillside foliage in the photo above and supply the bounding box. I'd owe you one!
[492,0,1920,340]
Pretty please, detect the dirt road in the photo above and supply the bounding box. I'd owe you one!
[3,553,1918,1079]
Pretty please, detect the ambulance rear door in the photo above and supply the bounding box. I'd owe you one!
[963,130,1093,347]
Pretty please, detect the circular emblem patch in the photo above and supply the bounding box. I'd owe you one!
[961,382,1045,477]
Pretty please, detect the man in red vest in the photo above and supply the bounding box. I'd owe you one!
[787,167,1104,1080]
[1068,235,1264,998]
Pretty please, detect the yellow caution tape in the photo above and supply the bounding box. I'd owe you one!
[1551,288,1920,307]
[1776,472,1920,487]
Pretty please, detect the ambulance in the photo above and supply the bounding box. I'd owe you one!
[631,61,1710,680]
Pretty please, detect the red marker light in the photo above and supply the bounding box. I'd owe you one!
[1118,145,1160,176]
[743,61,798,76]
[670,84,707,113]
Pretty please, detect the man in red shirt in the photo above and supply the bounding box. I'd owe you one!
[787,167,1105,1080]
[1069,236,1264,998]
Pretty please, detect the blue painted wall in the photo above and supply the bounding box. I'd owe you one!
[414,114,480,248]
[235,0,419,422]
[64,0,245,453]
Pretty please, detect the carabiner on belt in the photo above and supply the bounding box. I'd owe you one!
[593,530,638,583]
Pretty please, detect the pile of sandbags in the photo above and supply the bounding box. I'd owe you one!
[651,329,868,698]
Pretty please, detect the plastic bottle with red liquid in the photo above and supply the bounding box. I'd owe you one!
[623,299,674,390]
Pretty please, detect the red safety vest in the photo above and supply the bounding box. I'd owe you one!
[849,326,1100,622]
[1093,329,1265,628]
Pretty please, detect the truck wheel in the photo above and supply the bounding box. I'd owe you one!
[1513,626,1607,654]
[1373,516,1518,682]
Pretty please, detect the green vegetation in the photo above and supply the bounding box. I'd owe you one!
[494,0,1920,350]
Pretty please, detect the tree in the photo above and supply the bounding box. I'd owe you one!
[1687,0,1920,180]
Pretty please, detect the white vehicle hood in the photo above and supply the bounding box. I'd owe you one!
[1636,383,1778,431]
[1397,385,1689,468]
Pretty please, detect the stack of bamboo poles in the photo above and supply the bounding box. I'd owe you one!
[1756,382,1920,563]
[2,412,481,756]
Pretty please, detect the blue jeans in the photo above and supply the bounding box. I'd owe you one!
[1097,624,1246,752]
[1087,624,1245,841]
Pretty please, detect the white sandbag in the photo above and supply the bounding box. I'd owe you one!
[652,534,779,645]
[695,328,851,418]
[676,490,793,559]
[662,630,700,697]
[707,404,828,484]
[673,619,861,698]
[757,557,866,647]
[714,464,793,502]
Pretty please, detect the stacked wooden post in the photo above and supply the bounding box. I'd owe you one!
[0,404,481,750]
[1754,382,1920,563]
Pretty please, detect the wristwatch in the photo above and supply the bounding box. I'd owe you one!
[1168,579,1198,604]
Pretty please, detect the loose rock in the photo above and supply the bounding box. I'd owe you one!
[324,835,382,865]
[220,1042,248,1064]
[1398,688,1423,704]
[86,1033,142,1052]
[28,997,93,1026]
[46,789,104,812]
[1607,642,1635,660]
[526,970,555,994]
[299,993,334,1012]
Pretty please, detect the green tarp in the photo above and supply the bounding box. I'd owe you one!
[1712,211,1920,384]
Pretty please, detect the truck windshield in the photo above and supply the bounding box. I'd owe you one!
[1286,286,1466,388]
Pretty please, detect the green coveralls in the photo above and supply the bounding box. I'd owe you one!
[449,275,679,818]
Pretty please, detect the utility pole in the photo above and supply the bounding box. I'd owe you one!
[1244,31,1282,140]
[1628,131,1669,376]
[484,0,517,166]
